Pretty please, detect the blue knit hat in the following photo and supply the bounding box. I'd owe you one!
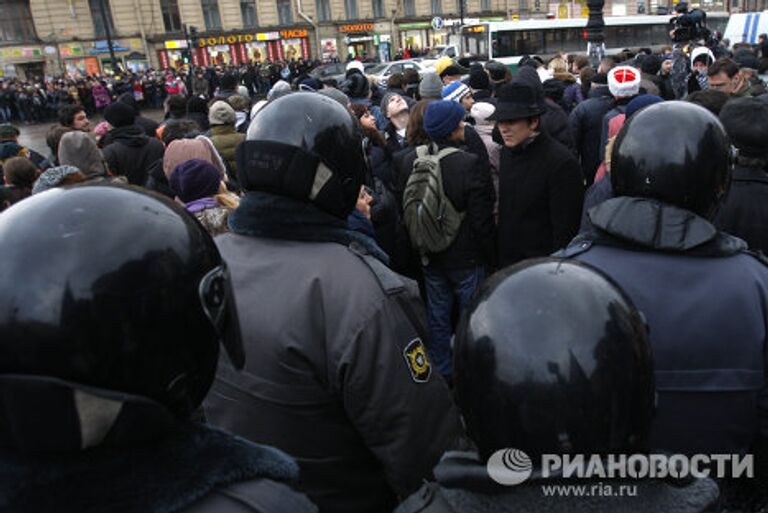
[442,81,471,102]
[424,100,466,140]
[626,94,663,118]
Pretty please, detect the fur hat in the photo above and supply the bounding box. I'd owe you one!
[608,66,641,98]
[208,100,236,126]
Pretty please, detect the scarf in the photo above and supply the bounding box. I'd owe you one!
[228,191,389,265]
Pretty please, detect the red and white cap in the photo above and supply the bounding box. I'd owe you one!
[608,66,641,98]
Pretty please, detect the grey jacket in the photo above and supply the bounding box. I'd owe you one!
[205,234,462,513]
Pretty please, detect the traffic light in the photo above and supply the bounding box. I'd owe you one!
[181,50,191,64]
[190,26,199,48]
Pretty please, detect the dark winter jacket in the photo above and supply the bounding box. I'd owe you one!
[205,192,461,513]
[395,450,719,513]
[560,196,768,457]
[397,142,496,269]
[102,125,165,185]
[569,86,615,185]
[599,96,633,158]
[715,163,768,254]
[497,131,583,267]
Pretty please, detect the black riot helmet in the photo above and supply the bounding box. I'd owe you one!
[237,92,365,219]
[0,185,244,428]
[454,258,654,460]
[611,101,731,220]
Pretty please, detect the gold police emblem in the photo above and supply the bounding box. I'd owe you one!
[403,338,432,383]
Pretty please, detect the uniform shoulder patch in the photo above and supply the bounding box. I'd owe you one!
[403,338,432,383]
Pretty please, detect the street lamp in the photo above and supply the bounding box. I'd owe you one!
[585,0,605,68]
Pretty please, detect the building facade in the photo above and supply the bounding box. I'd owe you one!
[0,0,747,78]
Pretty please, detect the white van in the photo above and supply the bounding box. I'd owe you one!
[723,11,768,46]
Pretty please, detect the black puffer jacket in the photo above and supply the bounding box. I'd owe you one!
[102,125,165,185]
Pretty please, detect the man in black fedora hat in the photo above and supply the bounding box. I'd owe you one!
[490,82,584,267]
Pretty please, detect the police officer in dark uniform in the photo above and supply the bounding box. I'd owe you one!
[396,258,720,513]
[559,101,768,510]
[203,92,461,513]
[0,185,317,513]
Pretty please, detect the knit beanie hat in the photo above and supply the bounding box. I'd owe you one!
[434,57,455,77]
[442,81,471,102]
[209,100,236,126]
[163,138,224,179]
[317,88,350,108]
[469,68,490,91]
[169,158,222,203]
[226,94,250,112]
[625,94,663,118]
[57,131,106,178]
[267,80,291,101]
[608,66,641,98]
[31,165,82,194]
[419,72,443,100]
[343,73,370,99]
[103,101,136,128]
[423,100,466,140]
[470,100,497,126]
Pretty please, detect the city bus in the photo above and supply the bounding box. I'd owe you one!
[460,13,729,66]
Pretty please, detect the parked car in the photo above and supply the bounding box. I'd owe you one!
[366,60,426,88]
[309,62,347,83]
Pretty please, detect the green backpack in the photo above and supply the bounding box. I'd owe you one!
[403,143,465,257]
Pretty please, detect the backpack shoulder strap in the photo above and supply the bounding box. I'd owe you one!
[434,146,460,160]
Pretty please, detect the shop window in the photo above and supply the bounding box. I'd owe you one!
[345,0,358,19]
[431,0,442,14]
[481,0,492,11]
[201,0,222,29]
[404,0,416,15]
[161,0,182,32]
[316,0,331,21]
[241,0,258,27]
[372,0,384,17]
[277,0,293,24]
[89,0,115,39]
[0,0,37,42]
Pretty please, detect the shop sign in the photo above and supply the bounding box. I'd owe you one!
[165,40,188,49]
[0,47,42,59]
[89,40,129,54]
[59,44,84,57]
[199,31,292,46]
[280,29,308,38]
[340,23,374,33]
[349,36,373,43]
[399,22,430,29]
[431,17,444,30]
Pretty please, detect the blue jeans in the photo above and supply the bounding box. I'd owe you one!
[423,265,484,378]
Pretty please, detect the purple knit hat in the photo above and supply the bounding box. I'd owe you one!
[169,158,221,203]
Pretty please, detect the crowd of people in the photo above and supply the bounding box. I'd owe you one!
[1,32,768,513]
[0,58,330,124]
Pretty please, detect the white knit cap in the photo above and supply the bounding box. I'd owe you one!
[470,101,496,125]
[346,61,365,73]
[608,66,641,98]
[690,46,715,67]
